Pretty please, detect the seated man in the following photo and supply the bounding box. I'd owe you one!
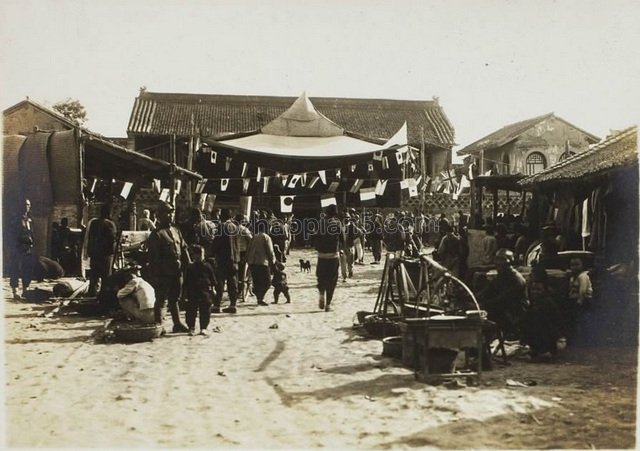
[116,266,156,323]
[521,263,562,357]
[477,249,528,340]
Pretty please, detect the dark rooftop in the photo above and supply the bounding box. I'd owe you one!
[520,126,637,186]
[126,91,455,149]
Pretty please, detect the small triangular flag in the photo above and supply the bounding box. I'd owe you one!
[256,167,262,182]
[396,151,404,165]
[199,193,208,211]
[120,182,133,199]
[210,151,217,164]
[408,179,418,197]
[376,180,388,196]
[263,176,270,193]
[382,157,389,170]
[242,178,250,194]
[241,162,248,177]
[318,170,327,185]
[152,178,161,194]
[309,176,320,189]
[195,179,207,194]
[367,163,374,172]
[225,156,232,171]
[288,174,302,188]
[373,151,383,161]
[221,178,230,191]
[159,188,170,202]
[350,179,364,193]
[327,181,339,193]
[205,194,216,212]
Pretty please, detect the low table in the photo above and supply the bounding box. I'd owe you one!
[400,317,485,384]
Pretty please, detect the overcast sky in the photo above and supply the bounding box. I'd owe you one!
[2,0,638,161]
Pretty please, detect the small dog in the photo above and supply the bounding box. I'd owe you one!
[299,259,312,273]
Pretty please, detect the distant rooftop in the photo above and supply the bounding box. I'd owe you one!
[127,91,455,149]
[458,113,600,156]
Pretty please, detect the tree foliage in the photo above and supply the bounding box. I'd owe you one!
[52,98,88,126]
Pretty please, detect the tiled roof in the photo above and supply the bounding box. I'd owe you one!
[127,92,455,149]
[520,126,637,186]
[457,113,600,156]
[3,98,199,180]
[3,99,79,129]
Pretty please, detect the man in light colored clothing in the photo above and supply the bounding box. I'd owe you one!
[245,219,275,306]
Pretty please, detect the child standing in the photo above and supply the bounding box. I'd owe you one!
[183,245,218,336]
[271,261,291,304]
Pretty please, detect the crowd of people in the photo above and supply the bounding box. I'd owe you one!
[7,196,596,354]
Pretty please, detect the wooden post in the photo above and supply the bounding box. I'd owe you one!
[186,136,194,208]
[78,132,86,228]
[492,188,498,221]
[469,180,477,228]
[169,134,176,205]
[420,126,426,211]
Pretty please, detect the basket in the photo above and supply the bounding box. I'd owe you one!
[362,314,402,338]
[356,310,375,324]
[113,322,163,343]
[382,336,403,359]
[69,298,105,316]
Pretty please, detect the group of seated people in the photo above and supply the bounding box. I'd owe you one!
[477,247,593,358]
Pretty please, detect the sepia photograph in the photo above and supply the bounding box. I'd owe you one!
[1,0,638,448]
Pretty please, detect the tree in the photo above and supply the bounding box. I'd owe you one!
[52,98,88,126]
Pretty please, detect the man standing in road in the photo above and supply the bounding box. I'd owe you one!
[313,204,344,312]
[146,201,191,332]
[87,203,118,296]
[212,208,240,314]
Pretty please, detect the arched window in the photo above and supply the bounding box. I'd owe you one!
[559,151,575,162]
[525,152,547,175]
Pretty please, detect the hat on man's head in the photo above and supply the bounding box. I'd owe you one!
[157,201,175,214]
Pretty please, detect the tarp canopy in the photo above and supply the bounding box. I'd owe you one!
[201,94,409,172]
[215,134,397,158]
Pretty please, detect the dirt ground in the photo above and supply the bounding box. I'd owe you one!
[4,248,637,449]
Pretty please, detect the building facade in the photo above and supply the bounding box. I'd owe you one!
[126,90,456,177]
[458,113,600,176]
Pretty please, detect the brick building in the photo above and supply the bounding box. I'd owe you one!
[458,113,599,176]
